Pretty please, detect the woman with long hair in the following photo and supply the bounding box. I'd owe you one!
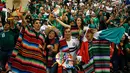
[56,16,85,42]
[45,26,60,73]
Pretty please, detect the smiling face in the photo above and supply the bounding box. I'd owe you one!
[33,20,41,31]
[86,33,93,41]
[64,28,71,38]
[76,17,82,28]
[48,30,56,40]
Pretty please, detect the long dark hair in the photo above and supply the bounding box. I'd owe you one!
[75,17,84,30]
[45,30,59,45]
[45,30,59,65]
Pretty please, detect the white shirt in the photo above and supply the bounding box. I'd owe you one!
[106,6,113,13]
[67,36,79,48]
[86,10,95,16]
[66,36,79,60]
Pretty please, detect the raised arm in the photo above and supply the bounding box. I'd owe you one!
[14,10,28,27]
[56,18,71,28]
[9,18,15,29]
[19,14,28,27]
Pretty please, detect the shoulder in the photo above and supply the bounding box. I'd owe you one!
[55,38,59,43]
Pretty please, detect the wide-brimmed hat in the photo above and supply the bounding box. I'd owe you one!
[44,26,60,36]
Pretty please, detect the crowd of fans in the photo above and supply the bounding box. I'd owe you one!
[0,0,130,73]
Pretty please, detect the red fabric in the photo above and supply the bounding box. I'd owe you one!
[79,41,89,64]
[58,66,63,73]
[118,48,124,55]
[110,43,114,58]
[110,43,114,68]
[59,38,69,52]
[0,3,4,11]
[78,71,85,73]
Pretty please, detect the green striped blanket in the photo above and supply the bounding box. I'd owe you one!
[83,40,110,73]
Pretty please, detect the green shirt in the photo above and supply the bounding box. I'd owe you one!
[83,18,88,26]
[123,23,130,33]
[86,15,91,21]
[95,8,100,16]
[89,24,97,29]
[125,43,130,49]
[107,20,117,28]
[93,17,99,28]
[59,8,65,16]
[32,14,38,19]
[0,30,15,51]
[1,0,6,2]
[41,14,48,20]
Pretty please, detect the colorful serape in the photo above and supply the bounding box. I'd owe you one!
[8,26,46,73]
[59,38,69,52]
[83,40,110,73]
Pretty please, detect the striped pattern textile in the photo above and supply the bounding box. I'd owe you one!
[71,27,79,37]
[47,39,59,67]
[8,26,46,73]
[59,38,69,52]
[83,40,110,73]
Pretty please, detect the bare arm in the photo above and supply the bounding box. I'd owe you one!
[56,18,71,28]
[47,43,59,53]
[10,19,15,29]
[106,15,114,24]
[15,10,28,27]
[52,43,59,52]
[20,15,28,27]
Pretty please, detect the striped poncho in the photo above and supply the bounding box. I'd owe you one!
[83,40,110,73]
[8,26,46,73]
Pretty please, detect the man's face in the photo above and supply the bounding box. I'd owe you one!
[33,20,41,31]
[86,32,93,41]
[64,28,71,38]
[4,23,10,31]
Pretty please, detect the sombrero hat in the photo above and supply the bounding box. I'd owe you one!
[44,26,61,36]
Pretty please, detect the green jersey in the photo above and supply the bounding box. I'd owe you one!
[0,30,15,51]
[123,23,130,33]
